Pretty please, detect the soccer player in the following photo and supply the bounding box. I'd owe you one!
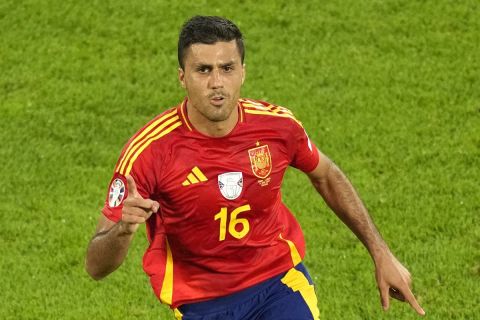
[85,16,425,319]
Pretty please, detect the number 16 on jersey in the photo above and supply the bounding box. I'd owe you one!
[214,204,251,241]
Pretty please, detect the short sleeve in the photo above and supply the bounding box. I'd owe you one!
[101,143,155,222]
[290,121,320,173]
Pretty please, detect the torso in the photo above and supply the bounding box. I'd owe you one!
[103,98,319,307]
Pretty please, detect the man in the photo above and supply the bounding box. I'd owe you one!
[86,16,425,319]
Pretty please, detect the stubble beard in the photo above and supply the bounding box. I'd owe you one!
[202,96,237,122]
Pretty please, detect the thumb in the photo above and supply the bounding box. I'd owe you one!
[151,201,160,213]
[126,175,140,198]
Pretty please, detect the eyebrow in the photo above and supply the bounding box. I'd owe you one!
[194,61,236,68]
[219,61,235,68]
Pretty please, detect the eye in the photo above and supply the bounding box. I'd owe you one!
[197,66,211,74]
[223,65,234,72]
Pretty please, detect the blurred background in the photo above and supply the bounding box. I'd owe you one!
[0,0,478,319]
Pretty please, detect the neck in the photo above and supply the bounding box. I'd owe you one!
[186,102,239,138]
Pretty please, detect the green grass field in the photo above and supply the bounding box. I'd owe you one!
[1,0,479,319]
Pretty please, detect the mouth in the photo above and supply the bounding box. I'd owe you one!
[209,95,226,106]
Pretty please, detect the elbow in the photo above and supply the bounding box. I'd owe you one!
[86,267,107,281]
[85,258,107,281]
[87,270,105,281]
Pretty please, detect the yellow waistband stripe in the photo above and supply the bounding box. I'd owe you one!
[281,268,320,320]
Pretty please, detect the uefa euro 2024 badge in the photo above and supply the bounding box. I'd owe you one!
[218,172,243,200]
[109,178,126,207]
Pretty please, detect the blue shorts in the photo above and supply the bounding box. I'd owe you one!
[174,263,319,320]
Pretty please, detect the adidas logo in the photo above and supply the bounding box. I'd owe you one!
[182,166,208,186]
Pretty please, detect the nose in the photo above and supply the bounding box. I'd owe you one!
[208,69,223,89]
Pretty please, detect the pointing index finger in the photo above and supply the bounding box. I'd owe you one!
[126,175,141,198]
[400,285,425,316]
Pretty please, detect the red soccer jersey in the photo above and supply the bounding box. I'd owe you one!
[102,98,320,308]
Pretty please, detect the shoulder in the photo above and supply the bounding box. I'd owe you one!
[115,104,184,176]
[239,98,304,128]
[134,106,183,141]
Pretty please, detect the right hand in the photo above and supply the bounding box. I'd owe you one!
[120,175,159,234]
[374,251,425,316]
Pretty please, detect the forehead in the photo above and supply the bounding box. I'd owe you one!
[184,40,241,65]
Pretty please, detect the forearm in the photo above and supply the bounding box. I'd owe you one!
[311,162,389,260]
[85,222,135,280]
[308,155,425,315]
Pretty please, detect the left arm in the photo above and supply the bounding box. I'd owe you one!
[307,150,425,316]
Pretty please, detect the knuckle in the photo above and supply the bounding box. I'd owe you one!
[123,198,135,206]
[121,215,134,223]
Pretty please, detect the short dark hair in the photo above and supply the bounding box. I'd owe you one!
[178,16,245,70]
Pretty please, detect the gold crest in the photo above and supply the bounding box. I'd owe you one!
[248,145,272,179]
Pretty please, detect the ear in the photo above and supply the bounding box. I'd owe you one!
[178,67,186,88]
[241,63,246,85]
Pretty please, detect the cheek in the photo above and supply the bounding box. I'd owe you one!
[230,77,244,93]
[186,78,205,96]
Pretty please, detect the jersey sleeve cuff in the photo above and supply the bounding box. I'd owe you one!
[101,206,122,223]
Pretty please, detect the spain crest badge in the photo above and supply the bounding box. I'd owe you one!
[248,145,272,179]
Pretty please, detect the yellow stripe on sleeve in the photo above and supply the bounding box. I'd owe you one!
[116,109,178,172]
[119,116,180,174]
[122,121,182,176]
[241,100,294,115]
[267,104,294,116]
[242,102,271,110]
[243,109,302,126]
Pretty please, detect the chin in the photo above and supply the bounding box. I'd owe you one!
[207,113,230,122]
[204,106,235,122]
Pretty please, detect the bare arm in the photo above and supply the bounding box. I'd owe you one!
[85,217,135,280]
[308,152,387,258]
[307,150,425,316]
[85,176,159,280]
